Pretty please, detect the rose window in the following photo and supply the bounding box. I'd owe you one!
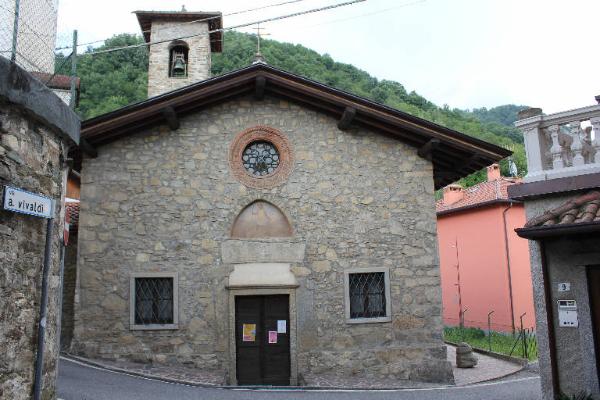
[242,141,280,176]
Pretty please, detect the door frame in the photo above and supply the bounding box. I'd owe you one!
[228,287,298,386]
[587,265,600,386]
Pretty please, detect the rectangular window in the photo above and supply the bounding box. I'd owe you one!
[344,268,391,323]
[130,273,178,330]
[135,278,173,324]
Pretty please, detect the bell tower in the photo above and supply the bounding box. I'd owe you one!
[134,9,223,98]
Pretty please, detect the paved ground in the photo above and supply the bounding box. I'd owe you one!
[446,346,523,386]
[62,345,523,389]
[58,358,541,400]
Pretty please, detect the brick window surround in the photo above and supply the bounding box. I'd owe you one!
[229,126,294,189]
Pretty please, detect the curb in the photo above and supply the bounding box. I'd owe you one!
[61,354,221,389]
[445,341,529,366]
[61,351,529,391]
[61,354,454,391]
[444,342,527,386]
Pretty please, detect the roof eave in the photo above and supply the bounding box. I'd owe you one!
[437,199,517,216]
[516,221,600,239]
[80,64,511,188]
[133,10,223,53]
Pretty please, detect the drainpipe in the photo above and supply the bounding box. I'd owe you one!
[502,203,516,333]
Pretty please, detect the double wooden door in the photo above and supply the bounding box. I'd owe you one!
[235,295,290,385]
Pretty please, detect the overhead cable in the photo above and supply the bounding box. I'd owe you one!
[79,0,367,57]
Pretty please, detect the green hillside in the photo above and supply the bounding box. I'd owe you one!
[56,31,527,185]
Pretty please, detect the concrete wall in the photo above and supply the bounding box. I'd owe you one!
[147,20,211,97]
[72,95,453,384]
[525,195,600,399]
[438,204,535,332]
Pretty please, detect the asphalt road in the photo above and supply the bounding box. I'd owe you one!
[58,358,542,400]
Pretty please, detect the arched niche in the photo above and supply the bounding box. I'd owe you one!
[231,201,293,238]
[168,40,189,78]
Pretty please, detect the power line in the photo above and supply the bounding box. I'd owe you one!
[300,0,426,28]
[80,0,367,57]
[55,0,311,51]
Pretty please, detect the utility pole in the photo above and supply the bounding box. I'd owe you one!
[11,0,21,62]
[69,30,78,110]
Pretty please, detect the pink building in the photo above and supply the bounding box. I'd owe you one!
[436,164,536,332]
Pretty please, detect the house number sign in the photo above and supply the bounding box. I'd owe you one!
[3,185,54,219]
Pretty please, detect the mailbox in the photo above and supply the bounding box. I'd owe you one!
[557,300,578,327]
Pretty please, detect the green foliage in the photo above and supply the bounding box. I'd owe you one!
[60,31,528,186]
[444,327,538,361]
[472,104,528,127]
[56,34,148,119]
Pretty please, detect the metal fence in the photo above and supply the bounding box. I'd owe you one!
[444,312,538,360]
[0,0,59,73]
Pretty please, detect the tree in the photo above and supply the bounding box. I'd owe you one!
[59,30,528,186]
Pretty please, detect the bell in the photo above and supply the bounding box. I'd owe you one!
[173,58,186,74]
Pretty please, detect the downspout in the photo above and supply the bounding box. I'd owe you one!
[502,203,516,333]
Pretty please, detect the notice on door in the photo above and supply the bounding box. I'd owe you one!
[277,320,286,333]
[268,331,278,344]
[242,324,256,342]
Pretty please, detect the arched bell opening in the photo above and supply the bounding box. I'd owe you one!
[230,200,293,239]
[168,40,189,78]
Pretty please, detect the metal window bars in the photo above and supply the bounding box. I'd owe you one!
[134,277,174,325]
[349,272,386,319]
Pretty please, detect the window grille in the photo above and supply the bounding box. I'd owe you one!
[348,272,386,319]
[134,277,174,325]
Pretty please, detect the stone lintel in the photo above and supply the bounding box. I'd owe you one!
[227,263,299,288]
[221,239,306,264]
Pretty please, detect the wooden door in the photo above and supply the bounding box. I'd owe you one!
[587,266,600,384]
[235,295,290,385]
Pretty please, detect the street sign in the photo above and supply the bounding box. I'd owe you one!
[3,185,54,219]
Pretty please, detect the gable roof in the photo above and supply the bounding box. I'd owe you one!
[436,178,521,215]
[516,191,600,239]
[80,63,511,189]
[134,10,223,52]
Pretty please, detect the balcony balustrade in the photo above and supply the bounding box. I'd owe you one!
[516,101,600,182]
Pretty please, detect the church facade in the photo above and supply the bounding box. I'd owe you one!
[69,10,510,386]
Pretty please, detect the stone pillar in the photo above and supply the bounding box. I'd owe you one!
[516,108,545,182]
[0,58,79,400]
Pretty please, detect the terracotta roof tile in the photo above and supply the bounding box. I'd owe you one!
[524,191,600,228]
[30,72,80,90]
[65,201,79,234]
[436,178,521,213]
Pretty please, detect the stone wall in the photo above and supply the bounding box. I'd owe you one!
[73,95,453,384]
[147,20,211,97]
[60,235,78,351]
[0,104,64,400]
[0,58,79,400]
[524,195,600,399]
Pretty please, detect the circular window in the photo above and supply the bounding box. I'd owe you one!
[243,141,280,176]
[229,126,293,189]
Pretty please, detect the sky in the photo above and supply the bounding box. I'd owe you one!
[55,0,600,113]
